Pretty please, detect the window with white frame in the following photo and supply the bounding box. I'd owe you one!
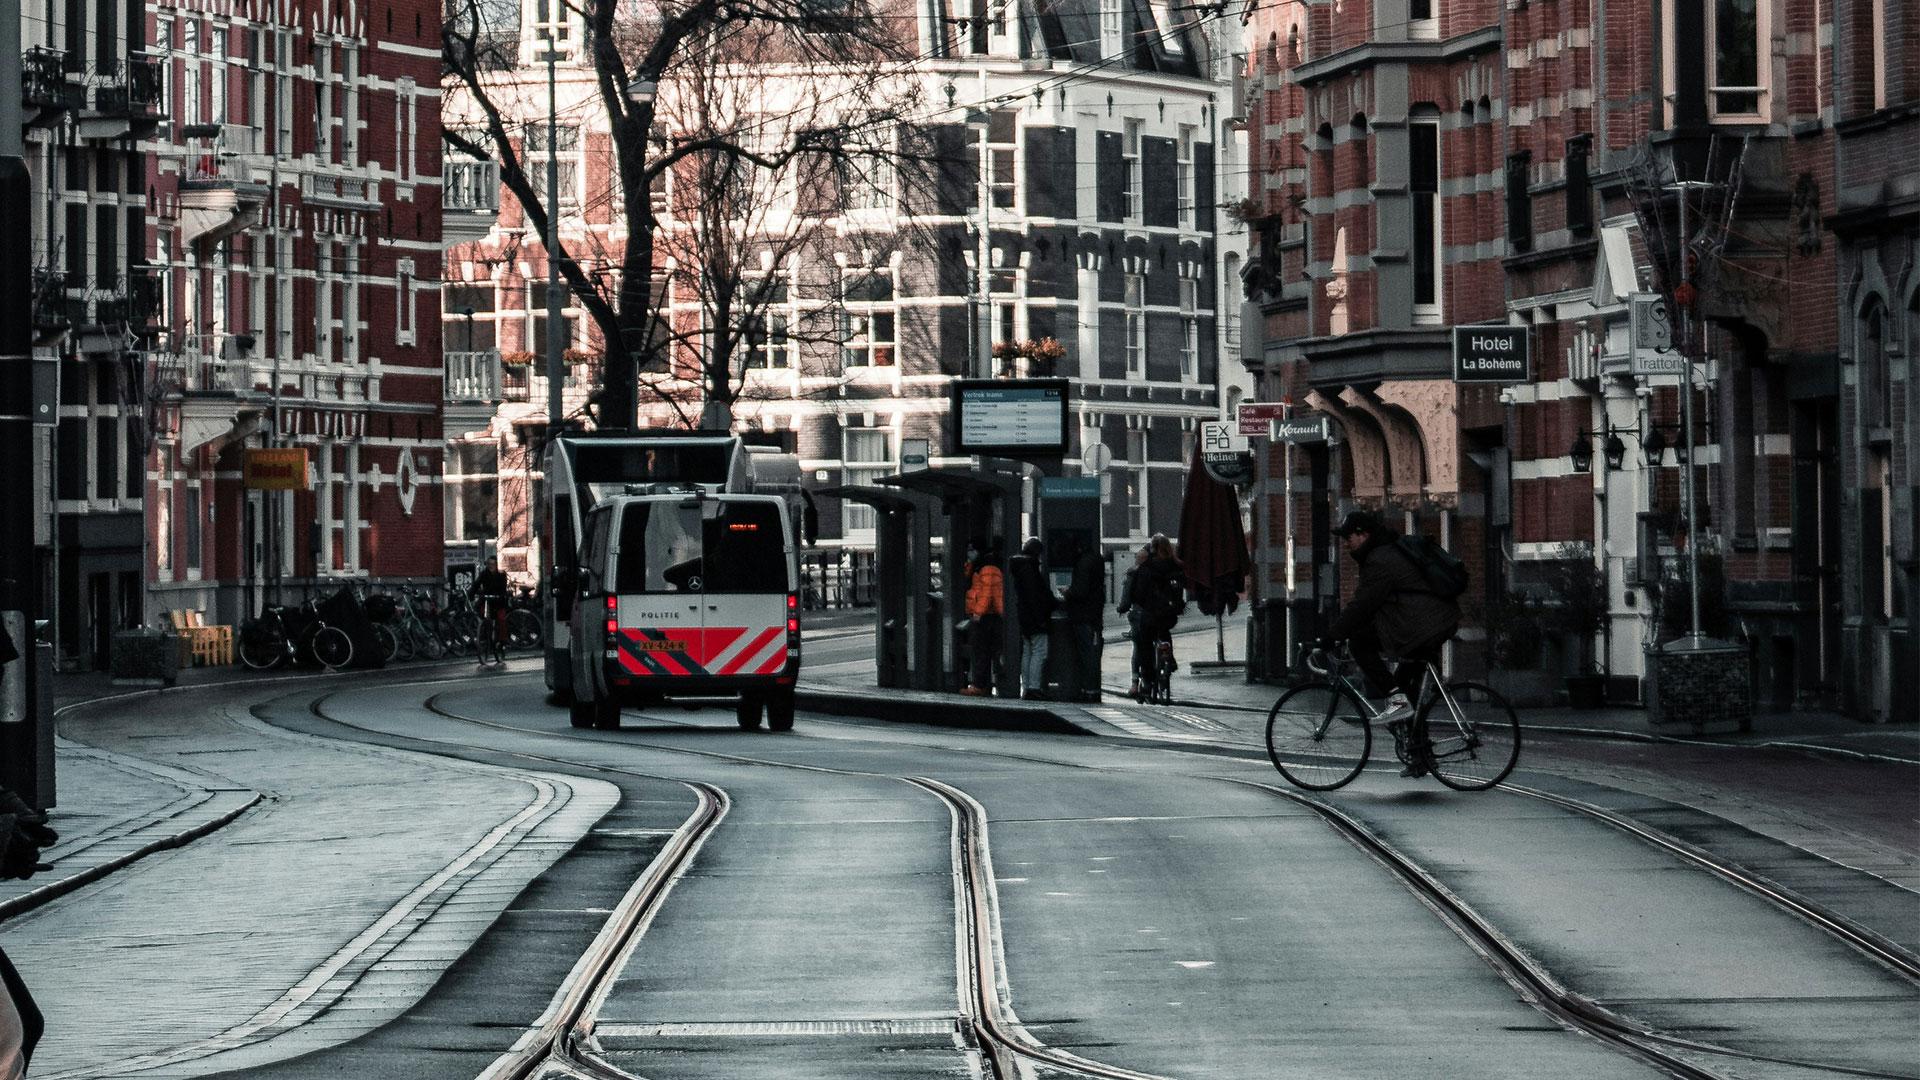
[397,259,416,345]
[1124,428,1148,536]
[1408,0,1437,38]
[841,149,894,211]
[842,429,892,535]
[1179,277,1198,379]
[1099,0,1124,58]
[529,0,573,55]
[529,280,576,352]
[990,267,1020,372]
[840,270,896,368]
[1707,0,1766,119]
[1176,126,1195,228]
[1410,118,1441,324]
[987,111,1017,210]
[743,277,793,369]
[1124,273,1146,376]
[1147,0,1186,55]
[526,124,580,210]
[1123,119,1142,222]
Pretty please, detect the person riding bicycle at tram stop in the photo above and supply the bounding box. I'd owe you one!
[1123,536,1186,700]
[1325,510,1460,740]
[961,538,1005,696]
[470,556,511,661]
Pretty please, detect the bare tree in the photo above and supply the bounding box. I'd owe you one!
[442,0,928,432]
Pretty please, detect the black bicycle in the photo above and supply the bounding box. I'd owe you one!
[1265,643,1520,791]
[238,601,354,671]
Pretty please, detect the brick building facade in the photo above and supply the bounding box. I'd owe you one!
[142,0,446,632]
[443,0,1249,578]
[1246,0,1915,715]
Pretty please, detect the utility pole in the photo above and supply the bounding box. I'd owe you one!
[1667,179,1712,644]
[545,40,564,437]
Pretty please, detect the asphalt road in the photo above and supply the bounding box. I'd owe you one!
[17,653,1918,1080]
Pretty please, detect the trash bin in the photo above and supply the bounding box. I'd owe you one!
[111,629,180,687]
[1645,636,1752,733]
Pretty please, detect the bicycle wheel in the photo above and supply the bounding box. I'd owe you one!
[391,626,416,663]
[312,625,355,670]
[508,609,541,650]
[373,624,400,664]
[1266,681,1373,791]
[238,622,285,671]
[412,624,447,661]
[1421,681,1521,791]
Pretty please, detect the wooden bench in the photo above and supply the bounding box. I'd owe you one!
[168,611,233,667]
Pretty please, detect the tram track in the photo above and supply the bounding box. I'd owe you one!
[1224,776,1920,1080]
[270,674,1914,1080]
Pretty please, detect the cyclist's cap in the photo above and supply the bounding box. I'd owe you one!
[1331,510,1385,537]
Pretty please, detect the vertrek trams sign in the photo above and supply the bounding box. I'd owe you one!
[1451,325,1530,383]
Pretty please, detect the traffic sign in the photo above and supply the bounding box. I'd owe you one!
[901,437,930,469]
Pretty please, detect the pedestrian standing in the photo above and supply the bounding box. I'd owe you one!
[1061,537,1106,702]
[1008,537,1058,699]
[961,538,1005,696]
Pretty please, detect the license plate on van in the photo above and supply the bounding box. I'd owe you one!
[632,638,688,653]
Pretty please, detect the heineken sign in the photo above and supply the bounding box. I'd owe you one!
[1452,325,1530,383]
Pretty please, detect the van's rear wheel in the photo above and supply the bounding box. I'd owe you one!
[593,697,622,730]
[736,694,764,731]
[568,697,596,729]
[767,689,795,732]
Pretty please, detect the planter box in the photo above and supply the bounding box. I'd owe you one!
[1646,638,1752,732]
[111,630,179,686]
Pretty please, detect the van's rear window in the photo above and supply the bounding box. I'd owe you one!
[703,503,787,593]
[615,503,703,593]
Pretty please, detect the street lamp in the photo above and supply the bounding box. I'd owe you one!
[964,104,991,380]
[456,305,475,351]
[1567,427,1636,473]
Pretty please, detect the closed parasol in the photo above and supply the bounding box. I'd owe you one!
[1176,451,1251,661]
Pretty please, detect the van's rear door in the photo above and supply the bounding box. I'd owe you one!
[697,500,792,677]
[610,500,708,679]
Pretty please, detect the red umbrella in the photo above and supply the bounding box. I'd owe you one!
[1176,451,1251,621]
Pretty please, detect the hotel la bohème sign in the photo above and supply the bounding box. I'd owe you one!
[1452,325,1530,383]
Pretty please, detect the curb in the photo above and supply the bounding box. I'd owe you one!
[794,686,1096,736]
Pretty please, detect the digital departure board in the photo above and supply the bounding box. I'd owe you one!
[950,379,1070,455]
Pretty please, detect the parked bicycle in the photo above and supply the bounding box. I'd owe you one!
[1265,642,1520,791]
[505,585,542,650]
[238,600,354,672]
[395,587,449,661]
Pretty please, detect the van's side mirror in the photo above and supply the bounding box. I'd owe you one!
[801,490,819,547]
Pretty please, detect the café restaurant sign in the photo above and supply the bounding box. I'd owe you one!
[243,447,309,491]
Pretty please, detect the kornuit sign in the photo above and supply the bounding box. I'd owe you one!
[1452,325,1530,382]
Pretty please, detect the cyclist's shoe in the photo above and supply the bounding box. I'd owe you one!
[1376,693,1414,726]
[1399,739,1434,777]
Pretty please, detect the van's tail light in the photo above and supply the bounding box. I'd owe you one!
[786,593,800,635]
[605,594,618,636]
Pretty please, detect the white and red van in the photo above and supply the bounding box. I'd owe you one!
[567,490,800,730]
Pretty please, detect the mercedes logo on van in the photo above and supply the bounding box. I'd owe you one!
[685,575,703,592]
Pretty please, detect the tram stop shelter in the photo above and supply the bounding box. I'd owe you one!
[870,461,1026,694]
[813,484,940,690]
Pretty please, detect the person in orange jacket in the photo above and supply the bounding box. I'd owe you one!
[962,537,1005,695]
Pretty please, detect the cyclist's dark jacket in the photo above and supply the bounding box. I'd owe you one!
[1129,558,1185,640]
[1330,528,1459,655]
[471,569,510,616]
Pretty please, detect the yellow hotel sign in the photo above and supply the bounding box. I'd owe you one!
[243,448,309,491]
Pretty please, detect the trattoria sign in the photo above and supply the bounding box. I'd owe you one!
[1452,325,1530,383]
[243,447,310,491]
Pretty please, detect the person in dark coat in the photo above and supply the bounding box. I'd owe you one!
[1123,535,1186,697]
[1008,538,1058,699]
[1061,537,1105,702]
[1326,510,1460,724]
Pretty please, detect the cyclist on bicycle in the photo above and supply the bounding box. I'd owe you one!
[470,557,510,664]
[1123,535,1185,700]
[1324,511,1459,736]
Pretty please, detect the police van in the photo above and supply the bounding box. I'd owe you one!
[566,487,801,731]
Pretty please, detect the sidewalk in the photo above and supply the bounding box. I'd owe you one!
[800,619,1920,764]
[3,662,619,1079]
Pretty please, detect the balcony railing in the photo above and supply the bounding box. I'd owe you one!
[174,333,266,393]
[445,161,499,212]
[445,350,502,401]
[22,47,80,115]
[89,54,163,117]
[32,269,68,332]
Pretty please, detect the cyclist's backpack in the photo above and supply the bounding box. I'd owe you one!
[1394,535,1469,600]
[1147,570,1187,624]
